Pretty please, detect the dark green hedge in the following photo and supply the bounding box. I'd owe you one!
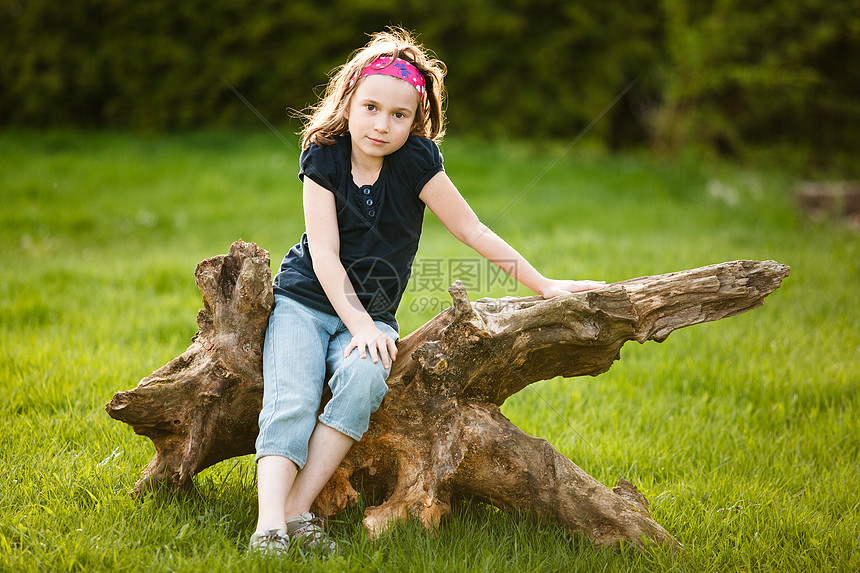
[2,0,858,171]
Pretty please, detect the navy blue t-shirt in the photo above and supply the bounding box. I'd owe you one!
[273,135,444,331]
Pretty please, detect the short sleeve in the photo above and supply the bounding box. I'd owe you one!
[298,138,347,192]
[393,136,445,195]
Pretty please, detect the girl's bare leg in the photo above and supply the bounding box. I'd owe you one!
[283,423,354,518]
[255,455,298,532]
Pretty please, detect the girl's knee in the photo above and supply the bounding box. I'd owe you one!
[346,350,391,379]
[355,356,390,397]
[332,354,390,404]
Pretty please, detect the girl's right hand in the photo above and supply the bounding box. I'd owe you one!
[540,278,606,299]
[344,324,398,369]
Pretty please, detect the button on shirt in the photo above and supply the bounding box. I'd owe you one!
[273,135,444,330]
[362,187,376,216]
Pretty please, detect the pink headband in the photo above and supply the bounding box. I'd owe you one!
[349,56,426,101]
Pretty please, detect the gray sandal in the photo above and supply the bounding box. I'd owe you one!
[286,512,338,553]
[247,528,290,556]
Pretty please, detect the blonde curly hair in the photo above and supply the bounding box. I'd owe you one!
[299,28,446,150]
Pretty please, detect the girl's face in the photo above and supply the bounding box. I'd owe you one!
[346,74,420,167]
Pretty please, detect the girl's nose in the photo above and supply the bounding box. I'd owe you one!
[374,117,389,133]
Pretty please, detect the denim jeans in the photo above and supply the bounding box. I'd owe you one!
[254,294,398,468]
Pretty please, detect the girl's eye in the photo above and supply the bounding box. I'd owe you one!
[394,112,405,119]
[365,104,376,112]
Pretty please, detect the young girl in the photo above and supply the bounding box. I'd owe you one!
[249,28,604,555]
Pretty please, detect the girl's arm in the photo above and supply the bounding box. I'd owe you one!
[419,172,604,298]
[303,178,398,367]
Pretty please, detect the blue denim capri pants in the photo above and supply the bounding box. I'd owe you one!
[254,294,398,468]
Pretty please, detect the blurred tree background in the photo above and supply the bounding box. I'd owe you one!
[1,0,858,175]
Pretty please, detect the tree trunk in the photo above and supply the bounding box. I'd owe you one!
[106,241,789,550]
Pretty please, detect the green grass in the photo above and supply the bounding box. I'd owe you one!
[1,129,858,572]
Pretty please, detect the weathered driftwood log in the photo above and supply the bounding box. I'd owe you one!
[107,241,273,491]
[106,240,789,550]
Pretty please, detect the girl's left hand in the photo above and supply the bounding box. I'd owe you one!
[541,278,606,299]
[344,324,398,369]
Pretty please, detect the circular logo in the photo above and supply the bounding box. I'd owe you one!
[345,256,403,313]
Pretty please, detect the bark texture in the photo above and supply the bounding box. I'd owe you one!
[106,241,789,549]
[106,241,273,490]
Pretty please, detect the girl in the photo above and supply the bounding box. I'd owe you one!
[249,28,604,555]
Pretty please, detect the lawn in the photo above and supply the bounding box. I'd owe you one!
[1,130,857,572]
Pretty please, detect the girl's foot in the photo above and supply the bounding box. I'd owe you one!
[247,528,290,556]
[286,512,338,553]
